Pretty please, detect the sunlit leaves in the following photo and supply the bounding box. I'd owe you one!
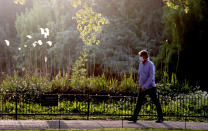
[70,0,109,83]
[164,0,190,14]
[184,7,189,14]
[71,48,89,88]
[72,0,109,46]
[14,0,25,5]
[166,1,179,10]
[70,0,82,8]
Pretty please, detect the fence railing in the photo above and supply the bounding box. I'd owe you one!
[0,93,208,120]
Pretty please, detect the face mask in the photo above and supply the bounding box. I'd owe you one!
[139,57,144,62]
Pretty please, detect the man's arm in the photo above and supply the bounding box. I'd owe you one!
[143,63,154,89]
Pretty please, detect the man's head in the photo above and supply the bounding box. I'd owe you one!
[139,50,149,63]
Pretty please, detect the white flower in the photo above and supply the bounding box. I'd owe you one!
[46,41,52,46]
[44,28,49,38]
[38,40,43,45]
[40,28,45,35]
[4,40,10,46]
[40,28,49,38]
[18,47,21,51]
[26,35,32,39]
[44,56,48,63]
[32,41,37,47]
[24,45,27,48]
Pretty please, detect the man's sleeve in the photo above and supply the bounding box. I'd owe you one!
[138,63,143,87]
[143,63,154,89]
[138,64,140,79]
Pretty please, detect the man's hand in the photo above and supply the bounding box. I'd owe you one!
[141,87,146,92]
[138,86,146,92]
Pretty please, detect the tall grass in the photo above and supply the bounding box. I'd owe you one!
[0,72,138,97]
[0,71,203,101]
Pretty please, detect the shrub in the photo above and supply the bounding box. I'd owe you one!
[120,73,138,95]
[49,71,72,94]
[88,73,109,94]
[0,72,49,103]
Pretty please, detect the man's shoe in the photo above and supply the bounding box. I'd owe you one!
[124,117,137,123]
[155,119,163,123]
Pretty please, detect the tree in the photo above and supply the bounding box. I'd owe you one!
[85,0,164,76]
[0,0,27,73]
[7,0,165,79]
[156,0,206,88]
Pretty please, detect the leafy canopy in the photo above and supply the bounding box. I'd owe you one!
[71,0,109,46]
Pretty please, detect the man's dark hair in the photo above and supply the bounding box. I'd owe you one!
[139,50,149,58]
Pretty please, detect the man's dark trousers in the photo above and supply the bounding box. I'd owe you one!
[132,87,163,120]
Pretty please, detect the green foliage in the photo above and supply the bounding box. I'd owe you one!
[49,71,71,93]
[171,73,178,85]
[109,78,119,93]
[0,72,20,95]
[162,71,169,84]
[13,0,83,74]
[0,69,202,102]
[156,0,206,87]
[72,0,109,46]
[2,0,206,91]
[0,72,139,97]
[15,0,54,72]
[157,72,199,97]
[0,72,49,102]
[1,0,164,76]
[164,0,190,14]
[14,0,25,5]
[71,48,89,91]
[88,73,109,93]
[15,0,53,45]
[91,17,139,74]
[120,73,138,94]
[0,87,207,121]
[70,0,109,87]
[84,0,164,75]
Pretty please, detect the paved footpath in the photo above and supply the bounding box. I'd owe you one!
[0,120,208,130]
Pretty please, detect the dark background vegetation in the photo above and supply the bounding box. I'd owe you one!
[0,0,206,91]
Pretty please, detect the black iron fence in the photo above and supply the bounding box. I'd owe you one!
[0,92,208,120]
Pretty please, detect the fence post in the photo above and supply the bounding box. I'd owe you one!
[15,87,18,120]
[185,115,187,129]
[87,92,90,120]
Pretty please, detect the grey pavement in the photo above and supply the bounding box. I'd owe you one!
[0,120,208,130]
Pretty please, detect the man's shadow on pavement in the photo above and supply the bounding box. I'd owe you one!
[47,120,69,129]
[127,121,175,129]
[127,121,147,128]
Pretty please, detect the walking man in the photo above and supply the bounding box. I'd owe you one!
[126,50,163,123]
